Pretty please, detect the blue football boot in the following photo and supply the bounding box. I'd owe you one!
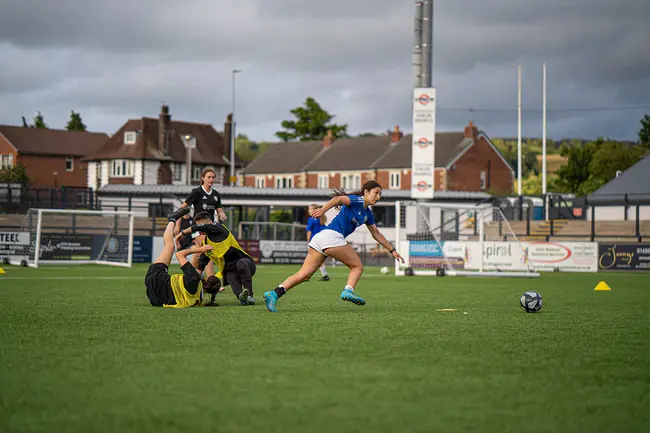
[263,290,279,312]
[340,288,366,306]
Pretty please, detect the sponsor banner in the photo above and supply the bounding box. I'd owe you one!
[405,241,598,273]
[38,233,93,261]
[526,242,598,272]
[411,87,436,199]
[0,231,30,259]
[409,239,464,269]
[91,235,152,263]
[598,244,650,271]
[239,240,260,263]
[259,240,308,264]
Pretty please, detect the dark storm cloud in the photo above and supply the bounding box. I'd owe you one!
[0,0,648,141]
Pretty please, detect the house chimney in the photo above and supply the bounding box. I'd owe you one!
[324,129,333,148]
[224,113,233,160]
[159,104,171,153]
[464,120,478,139]
[390,125,403,143]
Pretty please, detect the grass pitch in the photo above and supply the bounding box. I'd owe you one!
[1,264,649,433]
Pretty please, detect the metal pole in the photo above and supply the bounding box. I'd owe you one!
[412,2,423,87]
[231,69,241,185]
[517,65,522,196]
[542,62,547,195]
[185,135,192,185]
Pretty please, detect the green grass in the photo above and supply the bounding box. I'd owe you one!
[1,264,649,433]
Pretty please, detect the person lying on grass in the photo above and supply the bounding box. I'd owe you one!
[173,210,257,306]
[144,208,221,308]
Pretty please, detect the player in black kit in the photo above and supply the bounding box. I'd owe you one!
[179,167,226,279]
[180,168,226,223]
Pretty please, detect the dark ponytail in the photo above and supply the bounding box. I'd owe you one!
[331,180,382,209]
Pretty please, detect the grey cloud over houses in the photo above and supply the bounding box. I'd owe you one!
[0,0,648,142]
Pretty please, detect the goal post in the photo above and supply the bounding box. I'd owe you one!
[8,208,135,268]
[394,200,539,278]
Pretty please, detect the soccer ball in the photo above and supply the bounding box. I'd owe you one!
[520,291,542,313]
[380,266,390,275]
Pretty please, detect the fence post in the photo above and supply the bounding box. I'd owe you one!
[624,194,629,221]
[526,206,530,236]
[634,204,641,242]
[128,194,132,211]
[590,206,596,242]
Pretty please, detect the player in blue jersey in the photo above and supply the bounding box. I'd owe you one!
[263,180,404,312]
[306,204,330,281]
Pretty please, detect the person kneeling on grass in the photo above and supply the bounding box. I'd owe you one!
[174,211,257,306]
[145,207,221,308]
[263,180,405,312]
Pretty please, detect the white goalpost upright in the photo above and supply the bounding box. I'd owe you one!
[8,208,135,268]
[394,200,539,278]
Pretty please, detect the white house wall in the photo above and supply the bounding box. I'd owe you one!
[590,205,650,220]
[86,162,97,190]
[143,161,160,184]
[134,160,144,185]
[100,161,109,187]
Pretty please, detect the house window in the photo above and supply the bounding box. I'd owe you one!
[192,165,203,181]
[1,154,13,170]
[342,174,360,190]
[389,172,401,189]
[318,174,328,189]
[124,131,137,144]
[111,159,134,177]
[65,157,74,172]
[480,170,487,191]
[275,176,293,188]
[255,176,265,188]
[172,163,183,182]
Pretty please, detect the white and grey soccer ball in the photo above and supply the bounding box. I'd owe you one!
[520,291,543,313]
[380,266,390,275]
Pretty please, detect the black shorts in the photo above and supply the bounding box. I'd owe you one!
[144,263,175,306]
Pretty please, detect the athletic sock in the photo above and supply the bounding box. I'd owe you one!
[344,285,354,292]
[320,265,328,277]
[274,286,286,298]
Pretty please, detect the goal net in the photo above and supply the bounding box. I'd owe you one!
[395,201,539,277]
[7,208,135,268]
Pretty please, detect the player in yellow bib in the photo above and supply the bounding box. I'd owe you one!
[175,211,257,306]
[145,207,221,308]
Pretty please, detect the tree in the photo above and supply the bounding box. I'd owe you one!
[552,141,597,194]
[275,97,347,142]
[638,114,650,149]
[66,110,87,131]
[235,133,271,161]
[553,139,645,195]
[33,111,47,128]
[21,116,30,128]
[0,162,31,187]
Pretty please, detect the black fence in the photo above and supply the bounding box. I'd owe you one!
[1,184,96,213]
[2,185,649,242]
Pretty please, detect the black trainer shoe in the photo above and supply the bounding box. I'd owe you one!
[168,207,191,222]
[319,275,330,281]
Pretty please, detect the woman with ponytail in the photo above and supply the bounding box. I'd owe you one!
[263,180,404,312]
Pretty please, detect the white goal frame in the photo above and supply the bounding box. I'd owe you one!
[10,208,135,268]
[394,201,540,278]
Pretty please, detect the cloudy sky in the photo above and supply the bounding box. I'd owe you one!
[1,0,649,142]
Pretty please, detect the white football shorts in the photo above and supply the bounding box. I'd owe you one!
[308,229,347,255]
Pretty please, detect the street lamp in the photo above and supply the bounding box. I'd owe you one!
[231,69,242,186]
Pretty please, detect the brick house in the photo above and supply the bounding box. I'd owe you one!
[0,125,109,188]
[241,121,514,194]
[82,105,245,190]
